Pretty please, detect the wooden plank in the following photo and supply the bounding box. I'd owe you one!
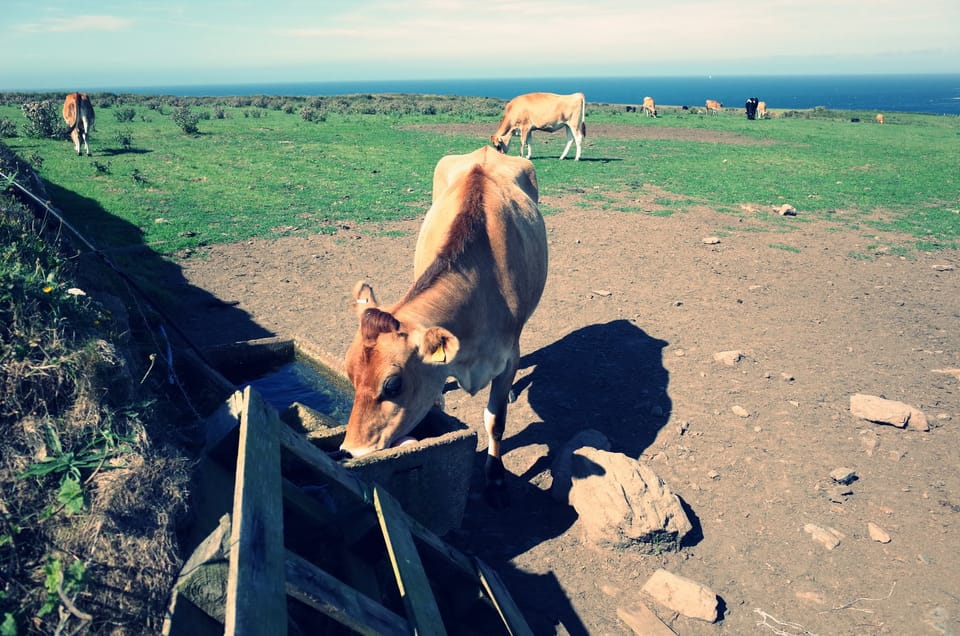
[205,389,245,451]
[373,486,447,636]
[475,558,534,636]
[275,413,369,499]
[162,515,232,635]
[284,550,409,636]
[224,387,288,636]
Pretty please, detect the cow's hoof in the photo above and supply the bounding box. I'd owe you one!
[327,449,351,462]
[483,481,510,509]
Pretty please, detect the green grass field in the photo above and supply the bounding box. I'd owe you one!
[2,93,958,255]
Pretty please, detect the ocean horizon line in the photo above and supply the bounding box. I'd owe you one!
[6,73,959,115]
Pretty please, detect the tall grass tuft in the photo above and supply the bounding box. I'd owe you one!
[0,142,194,635]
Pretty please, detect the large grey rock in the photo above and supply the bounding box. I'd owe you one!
[850,394,930,431]
[568,448,692,552]
[549,429,611,502]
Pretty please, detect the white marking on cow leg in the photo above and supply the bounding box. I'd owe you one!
[484,407,500,458]
[560,127,575,160]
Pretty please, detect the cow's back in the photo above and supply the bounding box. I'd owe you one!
[413,146,546,327]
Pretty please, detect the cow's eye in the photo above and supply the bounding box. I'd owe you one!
[382,375,402,399]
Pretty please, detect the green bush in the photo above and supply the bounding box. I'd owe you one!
[113,107,136,122]
[114,130,133,150]
[20,100,61,139]
[0,117,16,137]
[171,105,200,134]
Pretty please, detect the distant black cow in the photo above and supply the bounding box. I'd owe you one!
[745,97,759,120]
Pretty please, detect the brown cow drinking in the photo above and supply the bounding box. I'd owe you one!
[341,146,548,506]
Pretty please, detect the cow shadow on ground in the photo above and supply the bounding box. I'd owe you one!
[39,181,274,409]
[449,320,671,634]
[96,147,154,157]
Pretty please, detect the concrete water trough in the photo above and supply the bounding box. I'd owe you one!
[197,336,477,536]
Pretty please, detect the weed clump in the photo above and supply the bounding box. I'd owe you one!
[0,142,195,635]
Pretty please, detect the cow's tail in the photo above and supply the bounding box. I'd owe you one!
[579,93,587,139]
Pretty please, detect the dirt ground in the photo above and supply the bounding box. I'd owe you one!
[169,124,960,635]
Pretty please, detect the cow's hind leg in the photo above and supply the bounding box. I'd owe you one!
[559,125,576,160]
[482,350,520,508]
[80,118,91,156]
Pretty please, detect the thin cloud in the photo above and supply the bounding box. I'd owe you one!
[16,15,133,34]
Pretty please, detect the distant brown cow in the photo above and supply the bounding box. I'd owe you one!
[490,92,586,160]
[705,99,723,114]
[62,92,95,156]
[642,96,658,117]
[876,113,885,124]
[757,101,767,119]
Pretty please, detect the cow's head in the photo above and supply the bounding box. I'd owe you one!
[341,281,460,458]
[490,134,511,155]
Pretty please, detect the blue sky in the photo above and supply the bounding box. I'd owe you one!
[2,0,958,90]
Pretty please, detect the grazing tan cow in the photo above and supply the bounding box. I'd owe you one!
[642,96,658,117]
[341,146,548,505]
[490,92,586,160]
[876,113,885,124]
[705,99,723,114]
[62,92,95,156]
[757,101,767,119]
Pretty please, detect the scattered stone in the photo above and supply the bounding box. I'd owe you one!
[592,289,612,297]
[616,602,677,636]
[713,350,743,366]
[707,469,720,480]
[860,435,880,456]
[780,372,795,382]
[830,467,858,485]
[827,485,853,503]
[908,408,930,431]
[641,569,719,623]
[550,429,611,502]
[849,394,930,431]
[731,405,750,418]
[796,591,826,604]
[932,368,960,381]
[868,522,892,543]
[804,523,844,550]
[702,236,721,245]
[568,448,692,552]
[931,263,954,271]
[775,204,797,216]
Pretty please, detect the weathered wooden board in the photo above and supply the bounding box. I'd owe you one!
[284,550,408,636]
[224,387,288,636]
[374,487,447,636]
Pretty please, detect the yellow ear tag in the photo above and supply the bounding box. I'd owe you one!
[431,343,446,363]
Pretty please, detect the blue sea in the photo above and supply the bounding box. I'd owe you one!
[109,74,960,116]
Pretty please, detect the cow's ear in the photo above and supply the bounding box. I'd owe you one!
[419,326,459,365]
[351,280,378,317]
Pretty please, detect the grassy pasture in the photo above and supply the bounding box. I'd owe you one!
[1,93,958,255]
[0,92,958,633]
